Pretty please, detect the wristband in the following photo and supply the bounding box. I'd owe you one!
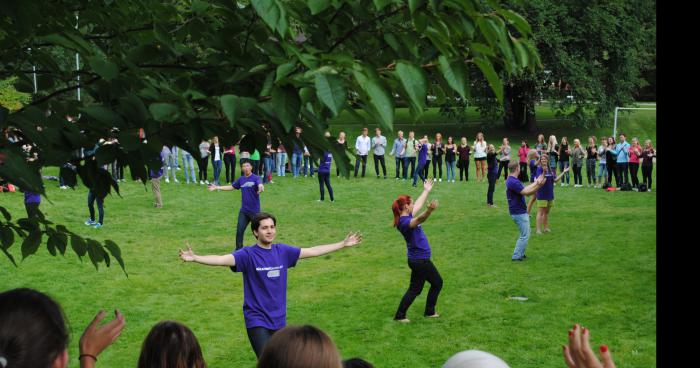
[79,354,97,362]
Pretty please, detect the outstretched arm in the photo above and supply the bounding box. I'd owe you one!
[179,242,236,266]
[412,179,434,216]
[555,166,570,182]
[520,175,546,196]
[208,184,235,191]
[299,232,362,259]
[409,199,438,228]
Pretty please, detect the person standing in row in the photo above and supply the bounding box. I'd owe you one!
[150,150,165,208]
[570,139,585,187]
[528,148,539,183]
[391,130,407,180]
[528,154,570,234]
[547,135,559,172]
[223,142,237,184]
[457,137,470,181]
[392,179,442,322]
[263,140,274,184]
[317,134,335,202]
[209,136,223,186]
[179,212,362,357]
[535,134,547,156]
[423,136,432,179]
[585,137,598,188]
[291,127,304,178]
[354,128,370,178]
[486,144,499,207]
[335,131,348,177]
[596,137,608,188]
[611,133,630,185]
[558,137,571,186]
[641,139,656,191]
[412,136,429,187]
[518,141,529,182]
[432,133,444,182]
[506,162,546,261]
[198,139,210,185]
[605,137,618,186]
[444,137,457,183]
[497,138,511,181]
[276,139,287,177]
[208,160,264,250]
[372,128,388,179]
[251,148,262,177]
[628,137,642,189]
[473,132,487,182]
[405,131,417,179]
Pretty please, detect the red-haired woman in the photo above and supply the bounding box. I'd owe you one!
[392,179,443,323]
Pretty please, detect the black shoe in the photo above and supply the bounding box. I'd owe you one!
[511,258,523,262]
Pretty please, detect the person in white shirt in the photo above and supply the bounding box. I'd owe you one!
[372,128,388,179]
[354,127,371,177]
[473,132,488,182]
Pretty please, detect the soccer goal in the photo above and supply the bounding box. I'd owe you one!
[613,105,656,138]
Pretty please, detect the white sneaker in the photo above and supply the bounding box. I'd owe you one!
[165,178,170,183]
[200,180,204,185]
[560,183,564,187]
[174,179,179,183]
[205,180,209,185]
[439,178,442,182]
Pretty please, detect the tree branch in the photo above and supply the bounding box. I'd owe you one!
[16,76,101,113]
[328,4,407,53]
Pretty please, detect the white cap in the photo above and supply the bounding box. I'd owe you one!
[443,350,510,368]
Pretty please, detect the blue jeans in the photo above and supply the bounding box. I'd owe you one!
[170,146,180,169]
[291,152,303,177]
[263,157,273,183]
[395,157,407,179]
[598,162,607,180]
[212,159,222,184]
[412,161,426,186]
[182,152,196,183]
[165,154,178,181]
[511,213,530,260]
[277,152,288,176]
[446,160,456,181]
[558,160,570,183]
[303,156,314,176]
[236,211,256,250]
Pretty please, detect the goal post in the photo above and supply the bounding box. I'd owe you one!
[613,106,656,138]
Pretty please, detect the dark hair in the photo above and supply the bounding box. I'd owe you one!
[252,212,277,234]
[343,358,374,368]
[240,159,253,167]
[257,325,341,368]
[0,288,69,368]
[137,321,206,368]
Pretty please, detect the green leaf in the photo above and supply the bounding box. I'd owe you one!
[104,240,127,275]
[409,0,426,13]
[249,64,269,74]
[21,231,42,260]
[352,69,394,130]
[252,0,287,35]
[395,61,428,111]
[87,56,119,81]
[271,86,301,132]
[81,105,124,128]
[71,235,87,259]
[39,33,92,55]
[499,9,532,35]
[47,236,57,256]
[438,55,469,100]
[275,62,297,83]
[373,0,392,11]
[308,0,331,14]
[86,239,105,270]
[1,247,17,266]
[149,103,180,123]
[220,95,258,127]
[512,39,529,69]
[314,73,346,117]
[470,42,496,57]
[1,225,14,249]
[259,71,275,97]
[474,56,503,103]
[0,207,10,222]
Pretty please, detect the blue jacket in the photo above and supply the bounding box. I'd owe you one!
[611,141,631,163]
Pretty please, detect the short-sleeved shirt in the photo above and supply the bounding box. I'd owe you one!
[534,167,555,200]
[397,215,432,260]
[418,144,428,166]
[231,244,301,330]
[318,151,332,174]
[233,174,262,214]
[506,176,527,215]
[24,191,41,204]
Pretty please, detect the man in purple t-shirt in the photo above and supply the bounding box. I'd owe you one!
[209,160,264,250]
[179,212,362,357]
[505,161,546,261]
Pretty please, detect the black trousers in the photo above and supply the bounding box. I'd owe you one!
[487,171,497,205]
[224,153,236,183]
[354,155,368,177]
[198,156,209,181]
[373,154,387,177]
[407,157,416,178]
[572,164,583,185]
[617,163,629,185]
[642,164,653,189]
[497,160,509,181]
[395,259,443,320]
[318,172,334,201]
[607,161,618,186]
[247,327,279,358]
[458,159,469,181]
[518,162,529,182]
[25,202,40,219]
[432,155,443,179]
[629,163,640,188]
[423,160,431,178]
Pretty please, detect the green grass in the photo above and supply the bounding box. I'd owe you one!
[0,110,656,367]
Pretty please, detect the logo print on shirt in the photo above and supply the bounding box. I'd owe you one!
[256,265,283,278]
[241,182,256,188]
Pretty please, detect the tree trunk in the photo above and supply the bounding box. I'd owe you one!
[503,80,538,132]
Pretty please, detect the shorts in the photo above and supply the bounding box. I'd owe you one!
[536,199,554,208]
[474,156,486,161]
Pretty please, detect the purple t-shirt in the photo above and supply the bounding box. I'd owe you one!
[418,144,428,166]
[534,167,555,200]
[233,174,261,214]
[506,176,527,215]
[318,151,332,174]
[397,215,432,260]
[24,191,41,204]
[231,244,301,330]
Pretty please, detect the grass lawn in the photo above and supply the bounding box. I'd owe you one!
[0,110,656,367]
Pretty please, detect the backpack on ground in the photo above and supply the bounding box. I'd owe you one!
[620,182,632,191]
[638,183,647,192]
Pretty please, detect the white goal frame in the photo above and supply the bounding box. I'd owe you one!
[613,106,656,138]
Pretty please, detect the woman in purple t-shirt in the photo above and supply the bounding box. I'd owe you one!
[179,213,362,357]
[391,179,442,322]
[527,154,570,235]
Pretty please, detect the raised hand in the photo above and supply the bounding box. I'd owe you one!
[342,232,363,247]
[179,243,196,262]
[427,199,439,210]
[535,174,546,186]
[423,178,434,191]
[79,309,125,362]
[563,324,616,368]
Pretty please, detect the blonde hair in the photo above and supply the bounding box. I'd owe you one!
[527,149,538,161]
[547,135,558,151]
[443,350,510,368]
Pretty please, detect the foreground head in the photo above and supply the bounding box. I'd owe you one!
[508,161,520,176]
[521,140,527,147]
[632,137,639,145]
[442,350,510,368]
[392,195,413,226]
[0,288,69,368]
[257,325,341,368]
[251,213,277,244]
[137,321,206,368]
[343,358,374,368]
